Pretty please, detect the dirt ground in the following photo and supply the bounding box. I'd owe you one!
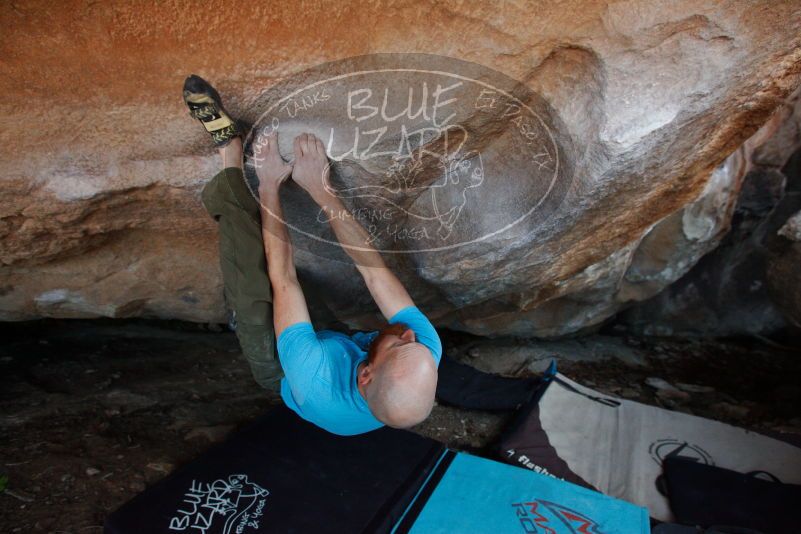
[1,319,799,533]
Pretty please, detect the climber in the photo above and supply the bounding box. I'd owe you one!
[183,75,441,435]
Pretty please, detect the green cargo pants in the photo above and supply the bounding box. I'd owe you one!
[201,166,283,390]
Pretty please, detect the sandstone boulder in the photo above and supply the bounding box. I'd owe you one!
[1,1,800,336]
[768,210,801,329]
[621,89,801,336]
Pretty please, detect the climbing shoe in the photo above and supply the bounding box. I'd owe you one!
[182,74,242,147]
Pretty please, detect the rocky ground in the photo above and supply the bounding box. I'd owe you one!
[1,320,799,533]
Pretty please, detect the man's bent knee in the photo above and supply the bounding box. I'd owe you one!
[235,322,282,391]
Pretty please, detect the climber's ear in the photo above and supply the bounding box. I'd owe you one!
[357,364,373,387]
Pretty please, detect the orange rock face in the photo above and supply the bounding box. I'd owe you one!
[1,1,800,335]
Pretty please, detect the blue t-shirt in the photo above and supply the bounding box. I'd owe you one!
[277,306,442,436]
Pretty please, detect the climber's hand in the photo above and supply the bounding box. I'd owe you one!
[291,133,333,204]
[254,132,293,196]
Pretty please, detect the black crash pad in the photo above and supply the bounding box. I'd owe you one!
[105,405,444,534]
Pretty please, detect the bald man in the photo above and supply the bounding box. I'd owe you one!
[185,75,441,435]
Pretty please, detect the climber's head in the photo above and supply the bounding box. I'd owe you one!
[358,323,438,428]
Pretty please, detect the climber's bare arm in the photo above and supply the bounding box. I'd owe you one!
[292,133,415,320]
[255,133,312,337]
[316,191,415,319]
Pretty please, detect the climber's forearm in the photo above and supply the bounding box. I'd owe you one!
[315,192,385,271]
[312,191,414,319]
[259,184,310,334]
[259,184,297,282]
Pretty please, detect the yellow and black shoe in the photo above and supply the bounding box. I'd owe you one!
[182,74,242,147]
